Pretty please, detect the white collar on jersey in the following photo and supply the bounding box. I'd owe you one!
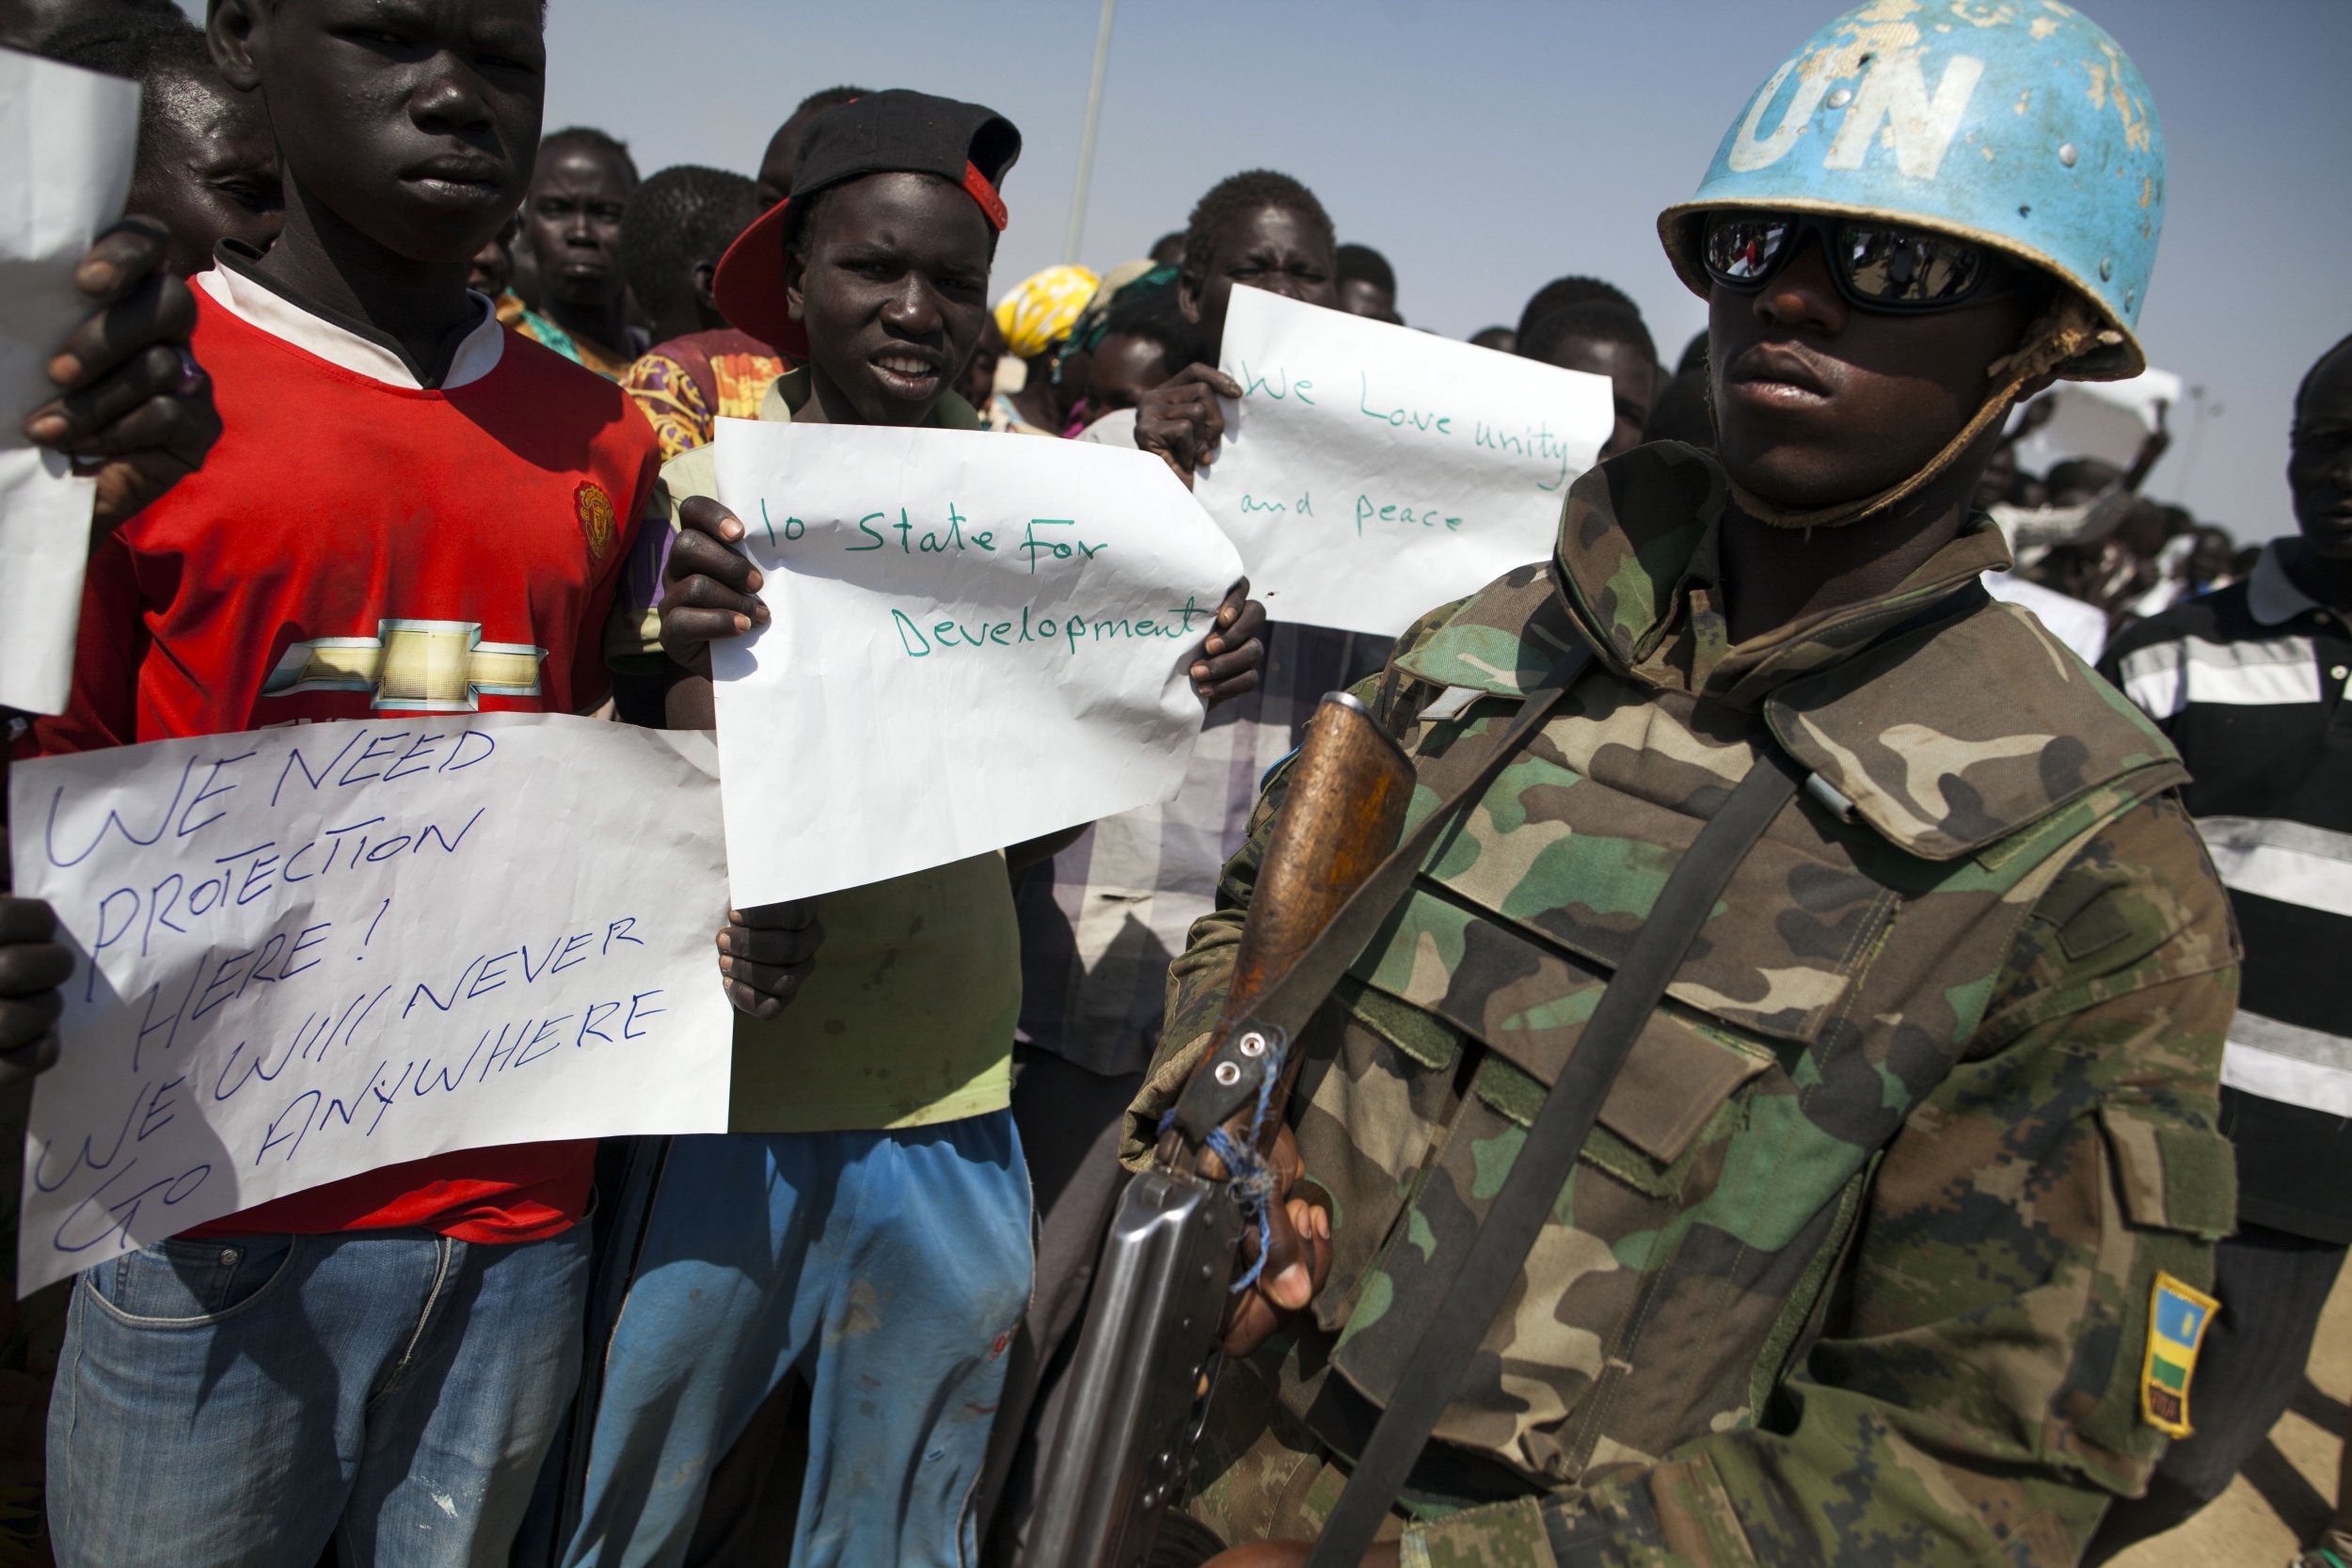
[196,254,505,391]
[2248,542,2323,628]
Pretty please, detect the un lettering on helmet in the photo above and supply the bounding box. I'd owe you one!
[1729,49,1985,181]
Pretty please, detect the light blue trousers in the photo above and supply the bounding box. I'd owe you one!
[48,1224,591,1568]
[560,1116,1034,1568]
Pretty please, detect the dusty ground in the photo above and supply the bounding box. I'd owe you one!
[2115,1263,2349,1567]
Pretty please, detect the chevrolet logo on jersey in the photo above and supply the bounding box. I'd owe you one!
[262,619,548,713]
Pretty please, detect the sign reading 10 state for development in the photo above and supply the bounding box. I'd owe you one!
[8,716,737,1294]
[1192,285,1614,638]
[709,420,1246,907]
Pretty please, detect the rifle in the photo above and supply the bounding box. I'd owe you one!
[1022,689,1415,1568]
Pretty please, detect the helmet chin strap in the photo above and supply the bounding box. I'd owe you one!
[1727,293,2110,531]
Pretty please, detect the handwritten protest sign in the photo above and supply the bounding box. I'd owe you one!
[2011,368,2182,479]
[8,715,733,1294]
[709,420,1244,906]
[1191,285,1613,637]
[0,53,138,717]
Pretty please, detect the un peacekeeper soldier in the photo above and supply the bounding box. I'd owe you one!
[1121,7,2242,1565]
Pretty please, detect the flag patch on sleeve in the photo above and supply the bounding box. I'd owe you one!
[2140,1271,2218,1437]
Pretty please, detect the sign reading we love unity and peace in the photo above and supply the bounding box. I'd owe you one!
[1193,285,1614,637]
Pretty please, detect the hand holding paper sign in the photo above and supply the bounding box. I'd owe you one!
[1134,362,1245,484]
[23,215,222,531]
[660,494,775,673]
[704,420,1248,908]
[2009,367,2183,483]
[717,899,823,1022]
[1191,285,1613,638]
[0,895,70,1083]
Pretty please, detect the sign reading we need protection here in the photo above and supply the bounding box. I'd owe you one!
[8,716,734,1294]
[1193,285,1613,638]
[710,420,1244,906]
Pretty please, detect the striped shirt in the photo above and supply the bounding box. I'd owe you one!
[2103,542,2352,1242]
[1010,623,1391,1076]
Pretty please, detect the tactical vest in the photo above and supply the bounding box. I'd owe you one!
[1258,563,2190,1493]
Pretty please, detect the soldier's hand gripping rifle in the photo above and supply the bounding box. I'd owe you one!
[1022,691,1415,1568]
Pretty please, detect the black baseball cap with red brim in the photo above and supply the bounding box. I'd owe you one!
[715,89,1022,359]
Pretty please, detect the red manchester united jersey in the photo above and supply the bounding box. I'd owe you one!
[28,262,660,1243]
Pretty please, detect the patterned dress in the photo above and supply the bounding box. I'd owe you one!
[620,328,789,463]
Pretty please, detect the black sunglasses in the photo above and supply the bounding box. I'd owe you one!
[1701,211,2025,312]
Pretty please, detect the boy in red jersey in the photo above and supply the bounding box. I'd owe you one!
[22,2,659,1564]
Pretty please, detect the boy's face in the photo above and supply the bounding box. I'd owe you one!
[1535,333,1654,462]
[755,103,827,211]
[787,171,993,428]
[952,316,1004,409]
[212,0,546,266]
[523,142,631,310]
[1707,230,2038,513]
[1337,276,1398,325]
[2290,345,2352,562]
[137,63,282,277]
[469,215,517,296]
[2187,528,2234,582]
[1181,205,1335,359]
[1088,330,1174,418]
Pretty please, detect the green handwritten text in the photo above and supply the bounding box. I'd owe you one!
[844,504,996,555]
[1358,372,1453,436]
[890,594,1216,659]
[1354,494,1463,534]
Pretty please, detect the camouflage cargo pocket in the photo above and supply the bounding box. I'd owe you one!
[1316,957,1776,1482]
[1288,983,1470,1338]
[2067,1101,2235,1489]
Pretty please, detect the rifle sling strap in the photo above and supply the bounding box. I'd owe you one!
[1173,650,1594,1143]
[1299,738,1804,1568]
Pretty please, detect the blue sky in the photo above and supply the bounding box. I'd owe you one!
[528,2,2341,539]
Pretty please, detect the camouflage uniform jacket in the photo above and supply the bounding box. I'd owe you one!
[1123,445,2240,1566]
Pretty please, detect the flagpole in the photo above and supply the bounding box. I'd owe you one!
[1062,0,1118,263]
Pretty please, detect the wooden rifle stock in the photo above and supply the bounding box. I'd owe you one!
[1024,691,1414,1568]
[1155,690,1415,1166]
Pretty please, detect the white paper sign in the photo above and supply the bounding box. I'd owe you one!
[8,715,734,1293]
[0,50,139,717]
[709,421,1244,906]
[2011,368,2183,481]
[1192,285,1612,637]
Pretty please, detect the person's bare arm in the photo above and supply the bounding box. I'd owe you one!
[2122,398,2171,493]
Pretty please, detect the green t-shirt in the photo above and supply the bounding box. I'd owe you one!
[644,372,1019,1132]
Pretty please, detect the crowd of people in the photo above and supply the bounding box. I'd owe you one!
[0,1,2344,1567]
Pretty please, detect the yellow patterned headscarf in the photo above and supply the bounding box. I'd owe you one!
[993,265,1099,359]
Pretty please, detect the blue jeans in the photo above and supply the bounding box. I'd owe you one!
[560,1116,1034,1568]
[48,1224,592,1568]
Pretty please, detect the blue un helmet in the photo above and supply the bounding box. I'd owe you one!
[1659,0,2162,383]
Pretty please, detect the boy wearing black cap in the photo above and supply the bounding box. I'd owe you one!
[561,90,1263,1567]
